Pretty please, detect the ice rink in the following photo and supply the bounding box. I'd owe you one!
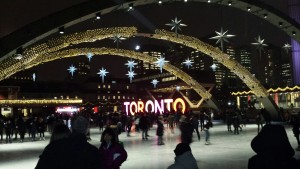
[0,122,299,169]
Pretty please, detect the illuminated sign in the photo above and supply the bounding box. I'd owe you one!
[56,106,79,113]
[123,98,186,115]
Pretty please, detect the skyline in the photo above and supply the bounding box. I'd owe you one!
[0,0,294,81]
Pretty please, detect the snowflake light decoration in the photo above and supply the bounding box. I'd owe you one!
[282,43,292,54]
[97,67,109,83]
[154,56,169,73]
[86,53,94,62]
[176,86,181,91]
[110,34,126,48]
[210,64,217,71]
[68,65,77,77]
[251,35,268,58]
[209,28,236,51]
[125,60,138,71]
[182,58,194,69]
[151,79,159,88]
[165,17,187,37]
[126,70,136,83]
[32,73,36,82]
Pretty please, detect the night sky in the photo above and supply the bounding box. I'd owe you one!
[0,0,291,81]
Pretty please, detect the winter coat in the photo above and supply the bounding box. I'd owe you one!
[99,142,127,169]
[35,133,103,169]
[156,120,164,136]
[248,124,300,169]
[167,151,199,169]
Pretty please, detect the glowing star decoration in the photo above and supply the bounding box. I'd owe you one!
[86,53,94,62]
[126,70,136,83]
[110,34,126,48]
[151,79,159,88]
[176,86,181,91]
[210,64,217,71]
[165,17,187,37]
[154,56,169,73]
[209,28,236,51]
[32,73,36,82]
[97,67,109,83]
[282,43,292,54]
[251,35,268,58]
[182,58,194,69]
[68,65,77,77]
[125,60,138,71]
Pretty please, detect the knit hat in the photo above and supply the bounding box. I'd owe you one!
[71,116,88,134]
[174,143,191,156]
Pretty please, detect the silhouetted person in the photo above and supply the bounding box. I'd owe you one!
[248,124,300,169]
[50,124,71,143]
[291,112,300,151]
[167,143,199,169]
[179,116,194,144]
[35,116,103,169]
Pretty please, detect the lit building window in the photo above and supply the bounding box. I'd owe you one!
[75,96,78,99]
[118,96,120,99]
[103,96,106,99]
[98,85,101,89]
[108,85,111,89]
[126,86,129,89]
[117,91,120,94]
[98,96,100,99]
[113,96,116,99]
[123,96,125,99]
[103,85,106,88]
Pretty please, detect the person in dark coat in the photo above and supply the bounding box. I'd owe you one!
[16,116,26,143]
[139,114,149,140]
[179,116,194,144]
[35,116,103,169]
[248,124,300,169]
[191,114,200,141]
[0,118,4,143]
[4,119,13,143]
[167,143,199,169]
[156,116,165,145]
[99,128,127,169]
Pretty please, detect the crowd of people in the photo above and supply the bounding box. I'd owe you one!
[1,108,300,169]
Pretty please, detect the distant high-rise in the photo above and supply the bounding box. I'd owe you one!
[289,0,300,85]
[281,63,293,86]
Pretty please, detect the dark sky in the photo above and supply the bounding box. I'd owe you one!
[0,0,291,81]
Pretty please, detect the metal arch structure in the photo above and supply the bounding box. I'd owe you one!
[24,47,219,110]
[1,0,300,60]
[0,26,278,117]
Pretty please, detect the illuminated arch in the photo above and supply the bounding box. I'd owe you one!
[24,47,218,110]
[1,0,299,60]
[0,27,278,113]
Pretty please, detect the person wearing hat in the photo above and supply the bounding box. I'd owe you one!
[167,143,199,169]
[35,115,103,169]
[248,124,300,169]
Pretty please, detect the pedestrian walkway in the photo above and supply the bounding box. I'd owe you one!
[0,122,299,169]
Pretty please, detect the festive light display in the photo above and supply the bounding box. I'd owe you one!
[151,79,159,88]
[30,47,212,100]
[1,27,270,101]
[232,86,300,95]
[209,27,236,51]
[0,27,137,81]
[97,67,109,83]
[182,58,194,69]
[0,99,82,105]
